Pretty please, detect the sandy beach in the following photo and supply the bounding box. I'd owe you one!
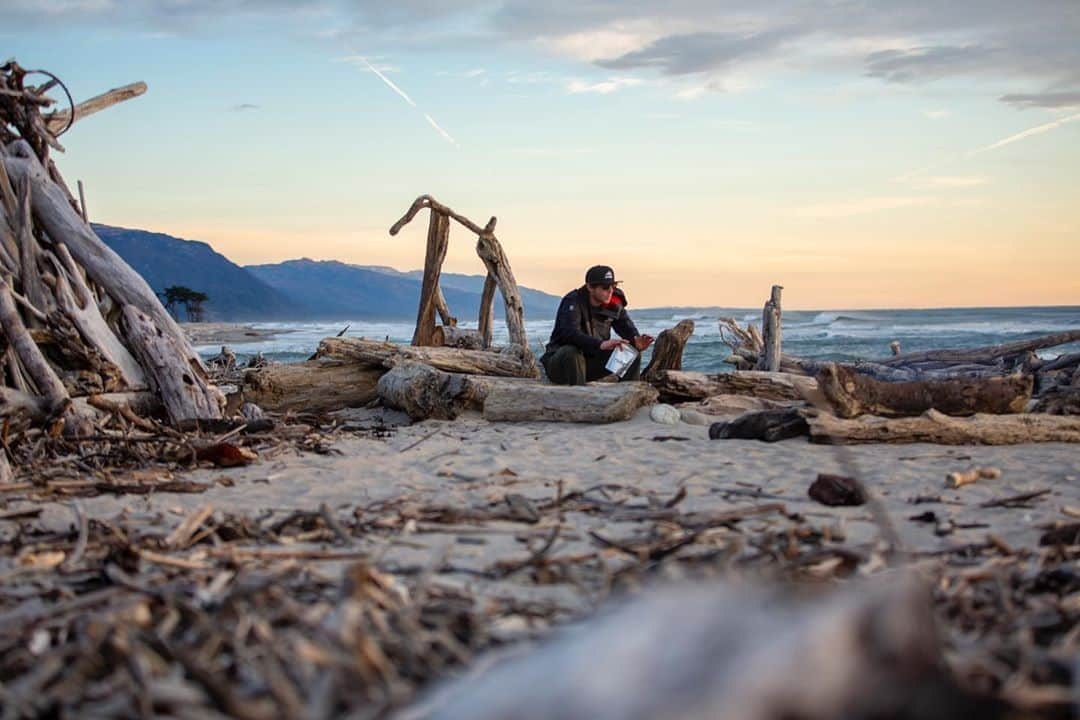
[18,406,1079,615]
[182,322,290,346]
[43,406,1080,551]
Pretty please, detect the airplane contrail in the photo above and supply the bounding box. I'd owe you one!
[971,111,1080,155]
[356,56,416,107]
[347,53,459,147]
[424,113,458,146]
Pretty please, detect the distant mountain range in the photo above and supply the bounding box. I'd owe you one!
[94,224,562,322]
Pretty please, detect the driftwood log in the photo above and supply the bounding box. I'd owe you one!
[884,330,1080,367]
[477,273,497,348]
[641,319,694,383]
[432,325,484,350]
[121,306,223,423]
[418,576,960,720]
[482,382,657,423]
[376,362,480,421]
[411,210,450,346]
[242,360,383,413]
[756,285,782,372]
[803,408,1080,445]
[817,363,1033,418]
[651,369,815,403]
[318,336,537,378]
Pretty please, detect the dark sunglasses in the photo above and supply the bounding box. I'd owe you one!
[589,283,614,290]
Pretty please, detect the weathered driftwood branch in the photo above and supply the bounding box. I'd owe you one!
[482,382,657,423]
[803,408,1080,445]
[242,360,383,413]
[650,369,816,403]
[121,306,222,422]
[419,577,950,720]
[376,362,480,421]
[318,336,536,378]
[817,363,1033,418]
[3,141,203,369]
[477,273,497,349]
[412,210,450,346]
[44,82,147,133]
[0,282,91,434]
[641,319,694,383]
[883,330,1080,367]
[432,326,484,350]
[756,285,782,372]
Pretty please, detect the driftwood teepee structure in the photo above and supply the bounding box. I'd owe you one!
[0,61,222,443]
[390,194,539,377]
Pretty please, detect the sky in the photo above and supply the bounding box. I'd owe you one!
[3,0,1079,309]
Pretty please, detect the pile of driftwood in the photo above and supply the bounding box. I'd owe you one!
[2,463,1076,717]
[643,286,1080,444]
[0,61,240,483]
[239,195,660,424]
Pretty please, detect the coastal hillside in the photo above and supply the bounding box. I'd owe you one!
[97,224,561,321]
[358,266,563,318]
[95,224,303,321]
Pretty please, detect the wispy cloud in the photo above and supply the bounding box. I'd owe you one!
[567,77,642,94]
[793,196,935,219]
[342,53,459,147]
[922,109,951,119]
[999,92,1080,110]
[921,176,989,188]
[971,111,1080,155]
[229,103,260,112]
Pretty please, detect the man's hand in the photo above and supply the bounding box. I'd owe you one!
[600,338,628,351]
[633,334,655,351]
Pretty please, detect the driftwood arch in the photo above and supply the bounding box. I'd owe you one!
[389,195,538,377]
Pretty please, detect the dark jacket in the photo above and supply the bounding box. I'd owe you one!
[546,286,640,355]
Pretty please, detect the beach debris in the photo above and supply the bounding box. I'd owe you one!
[945,466,1002,489]
[678,408,711,425]
[816,364,1032,419]
[650,403,681,424]
[756,284,783,372]
[709,408,809,442]
[482,381,657,424]
[808,474,868,507]
[1038,522,1080,546]
[641,318,695,383]
[208,344,237,370]
[652,369,812,403]
[803,408,1080,445]
[196,442,258,467]
[417,576,980,720]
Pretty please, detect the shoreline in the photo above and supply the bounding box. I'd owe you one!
[181,322,294,346]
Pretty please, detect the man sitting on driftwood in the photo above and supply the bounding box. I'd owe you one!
[541,265,654,385]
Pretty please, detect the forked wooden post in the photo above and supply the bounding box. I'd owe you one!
[757,285,783,372]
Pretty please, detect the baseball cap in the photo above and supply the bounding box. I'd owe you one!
[585,265,618,285]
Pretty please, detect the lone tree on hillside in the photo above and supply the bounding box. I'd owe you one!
[161,286,210,322]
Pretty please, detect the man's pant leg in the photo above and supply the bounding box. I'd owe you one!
[542,345,587,385]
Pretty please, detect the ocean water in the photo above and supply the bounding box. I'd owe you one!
[195,305,1080,372]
